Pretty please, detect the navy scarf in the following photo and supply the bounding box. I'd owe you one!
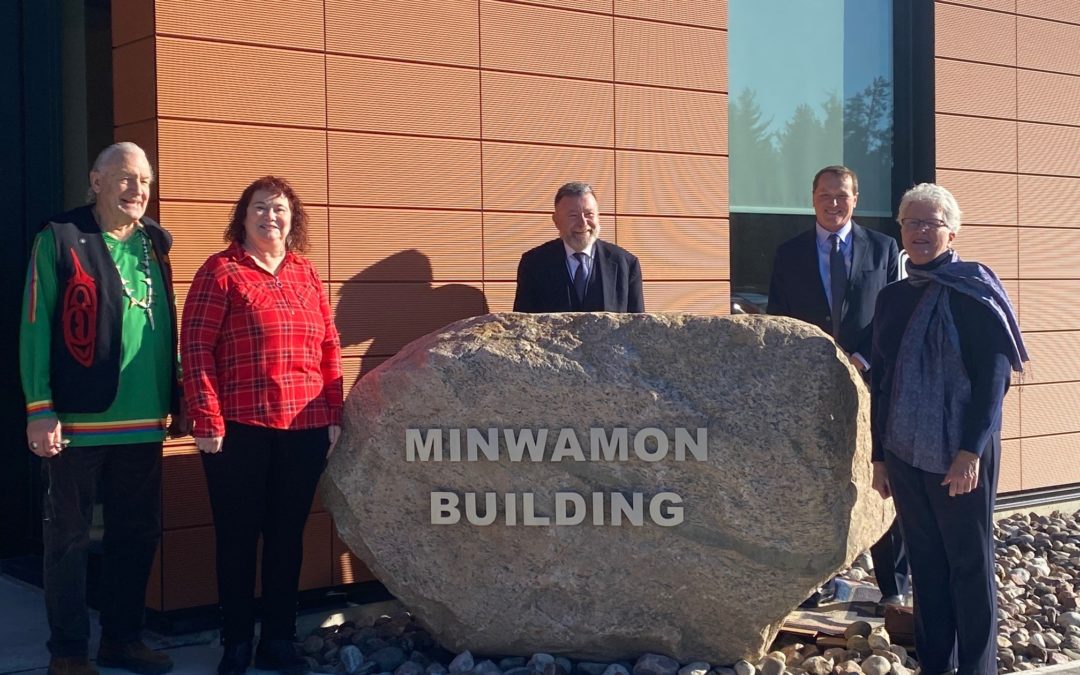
[883,250,1028,472]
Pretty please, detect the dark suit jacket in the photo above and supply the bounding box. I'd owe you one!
[767,223,898,358]
[513,238,645,313]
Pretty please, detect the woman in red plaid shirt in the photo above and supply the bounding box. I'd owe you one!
[181,176,343,675]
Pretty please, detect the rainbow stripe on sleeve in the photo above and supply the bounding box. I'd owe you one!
[63,418,167,438]
[26,400,55,421]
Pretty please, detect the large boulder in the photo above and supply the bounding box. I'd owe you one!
[323,312,893,664]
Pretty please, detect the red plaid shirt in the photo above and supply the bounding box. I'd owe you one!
[181,243,343,437]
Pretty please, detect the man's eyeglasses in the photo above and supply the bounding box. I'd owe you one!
[900,218,948,231]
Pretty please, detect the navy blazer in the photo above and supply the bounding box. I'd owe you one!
[513,238,645,313]
[766,223,898,358]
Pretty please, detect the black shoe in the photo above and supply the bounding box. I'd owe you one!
[218,641,253,675]
[96,639,173,675]
[254,639,309,675]
[876,594,906,616]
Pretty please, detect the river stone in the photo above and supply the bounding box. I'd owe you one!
[324,313,894,663]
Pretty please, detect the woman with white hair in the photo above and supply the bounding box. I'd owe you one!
[869,183,1027,675]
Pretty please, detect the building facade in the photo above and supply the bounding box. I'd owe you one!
[3,0,1079,612]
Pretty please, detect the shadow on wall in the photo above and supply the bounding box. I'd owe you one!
[335,249,489,391]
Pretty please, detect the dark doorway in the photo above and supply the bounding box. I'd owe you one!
[0,0,113,562]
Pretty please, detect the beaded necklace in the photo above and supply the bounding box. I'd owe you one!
[109,229,156,330]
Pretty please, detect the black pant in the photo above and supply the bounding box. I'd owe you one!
[201,422,328,645]
[885,436,1000,675]
[42,442,163,657]
[869,517,910,597]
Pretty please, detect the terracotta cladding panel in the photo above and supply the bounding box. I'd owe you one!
[327,208,483,282]
[615,0,727,29]
[643,281,730,314]
[1000,439,1022,494]
[115,119,159,173]
[1021,434,1080,490]
[342,356,391,392]
[936,3,1016,66]
[327,57,480,138]
[1003,386,1020,439]
[936,115,1017,173]
[157,120,327,203]
[1020,228,1080,279]
[161,526,217,610]
[481,1,613,80]
[1018,280,1080,331]
[482,72,614,147]
[935,169,1017,226]
[617,216,730,281]
[156,0,323,50]
[326,0,478,67]
[1022,382,1080,436]
[1023,331,1080,384]
[616,151,728,217]
[332,282,489,358]
[615,18,726,93]
[162,453,211,530]
[484,281,516,312]
[954,225,1018,279]
[1018,70,1080,127]
[160,202,330,282]
[938,0,1015,11]
[1019,122,1080,177]
[111,0,153,47]
[1018,16,1080,76]
[156,39,325,128]
[328,133,480,210]
[520,0,612,12]
[1019,175,1080,227]
[299,513,333,591]
[616,85,727,155]
[482,143,615,212]
[332,529,376,586]
[1018,0,1080,23]
[483,213,561,282]
[935,59,1016,119]
[113,38,156,126]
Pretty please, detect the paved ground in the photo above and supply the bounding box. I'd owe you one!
[0,574,400,675]
[3,572,1080,675]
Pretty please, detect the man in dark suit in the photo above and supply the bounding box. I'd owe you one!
[513,181,644,313]
[768,165,908,611]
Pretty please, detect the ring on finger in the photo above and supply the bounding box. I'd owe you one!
[30,441,39,450]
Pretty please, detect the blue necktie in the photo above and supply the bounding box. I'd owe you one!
[829,234,847,338]
[573,252,589,303]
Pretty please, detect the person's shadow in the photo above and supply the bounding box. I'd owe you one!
[336,249,490,390]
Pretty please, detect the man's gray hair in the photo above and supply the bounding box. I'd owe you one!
[554,181,596,208]
[897,183,962,233]
[86,142,153,203]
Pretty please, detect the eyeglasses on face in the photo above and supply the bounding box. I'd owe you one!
[900,218,948,231]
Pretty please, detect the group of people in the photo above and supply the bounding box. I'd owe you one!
[21,143,1023,675]
[768,166,1024,675]
[21,144,342,675]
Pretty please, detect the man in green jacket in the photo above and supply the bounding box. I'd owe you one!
[21,142,182,675]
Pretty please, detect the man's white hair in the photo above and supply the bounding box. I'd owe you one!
[86,142,153,203]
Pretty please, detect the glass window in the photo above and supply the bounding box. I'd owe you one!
[728,0,899,313]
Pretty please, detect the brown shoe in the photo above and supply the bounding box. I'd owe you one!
[97,639,174,675]
[47,656,100,675]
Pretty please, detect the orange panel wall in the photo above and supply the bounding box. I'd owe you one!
[114,0,730,610]
[936,0,1080,491]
